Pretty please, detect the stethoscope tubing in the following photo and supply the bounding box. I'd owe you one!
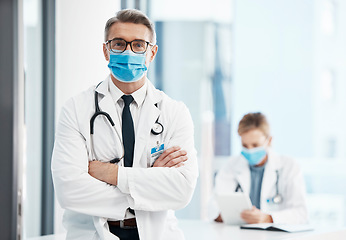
[90,89,124,161]
[90,84,163,162]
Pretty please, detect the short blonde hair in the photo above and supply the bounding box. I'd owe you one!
[238,112,270,137]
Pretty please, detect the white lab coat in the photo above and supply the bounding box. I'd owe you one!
[51,77,199,240]
[212,150,308,224]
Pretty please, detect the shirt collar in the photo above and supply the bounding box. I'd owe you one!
[250,163,266,172]
[108,76,147,107]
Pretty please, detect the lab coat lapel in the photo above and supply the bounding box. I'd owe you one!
[95,79,122,142]
[235,157,251,194]
[133,81,161,168]
[261,150,279,206]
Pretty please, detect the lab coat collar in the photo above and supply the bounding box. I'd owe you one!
[265,149,282,171]
[234,156,251,194]
[233,148,281,195]
[95,75,110,96]
[95,75,162,105]
[145,80,163,105]
[94,74,163,117]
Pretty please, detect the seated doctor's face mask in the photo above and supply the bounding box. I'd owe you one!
[240,132,270,166]
[241,146,268,166]
[108,50,148,83]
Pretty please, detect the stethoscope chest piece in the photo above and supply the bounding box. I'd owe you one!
[272,194,283,204]
[151,122,164,135]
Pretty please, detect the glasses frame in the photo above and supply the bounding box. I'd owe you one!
[105,38,154,54]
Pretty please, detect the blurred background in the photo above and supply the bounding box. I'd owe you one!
[2,0,346,239]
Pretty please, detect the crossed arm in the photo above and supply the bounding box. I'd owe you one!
[53,98,197,216]
[88,146,188,185]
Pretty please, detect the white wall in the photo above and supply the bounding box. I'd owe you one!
[55,0,120,114]
[54,0,120,233]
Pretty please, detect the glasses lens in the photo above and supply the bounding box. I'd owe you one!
[110,39,126,53]
[131,40,147,53]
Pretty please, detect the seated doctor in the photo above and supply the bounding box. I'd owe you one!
[51,9,198,240]
[213,112,308,224]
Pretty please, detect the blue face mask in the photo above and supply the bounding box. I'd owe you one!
[108,50,148,83]
[241,146,267,166]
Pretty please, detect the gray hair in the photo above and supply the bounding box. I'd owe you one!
[104,9,156,44]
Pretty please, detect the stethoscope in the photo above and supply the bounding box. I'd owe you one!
[90,85,164,163]
[235,170,283,204]
[271,170,283,204]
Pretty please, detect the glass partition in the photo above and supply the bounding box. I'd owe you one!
[23,0,43,238]
[148,0,234,219]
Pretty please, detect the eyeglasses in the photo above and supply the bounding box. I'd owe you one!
[105,38,154,54]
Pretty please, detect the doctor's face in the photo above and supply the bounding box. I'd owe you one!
[240,129,271,150]
[103,22,158,67]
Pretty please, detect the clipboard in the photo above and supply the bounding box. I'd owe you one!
[240,223,314,233]
[216,192,252,225]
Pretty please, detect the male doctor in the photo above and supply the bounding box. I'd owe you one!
[51,9,198,240]
[211,113,307,225]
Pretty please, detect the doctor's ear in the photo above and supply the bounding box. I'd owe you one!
[268,136,273,146]
[149,45,158,62]
[103,43,110,61]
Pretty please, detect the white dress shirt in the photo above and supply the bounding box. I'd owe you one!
[108,77,147,133]
[108,77,148,220]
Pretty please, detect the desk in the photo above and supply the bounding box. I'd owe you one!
[179,220,346,240]
[28,220,346,240]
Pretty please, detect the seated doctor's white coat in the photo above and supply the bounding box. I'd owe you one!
[51,76,199,240]
[212,150,308,224]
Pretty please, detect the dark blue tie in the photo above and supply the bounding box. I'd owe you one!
[121,95,135,167]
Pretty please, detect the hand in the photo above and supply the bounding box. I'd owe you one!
[241,206,273,224]
[88,161,118,185]
[152,146,188,168]
[214,214,223,223]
